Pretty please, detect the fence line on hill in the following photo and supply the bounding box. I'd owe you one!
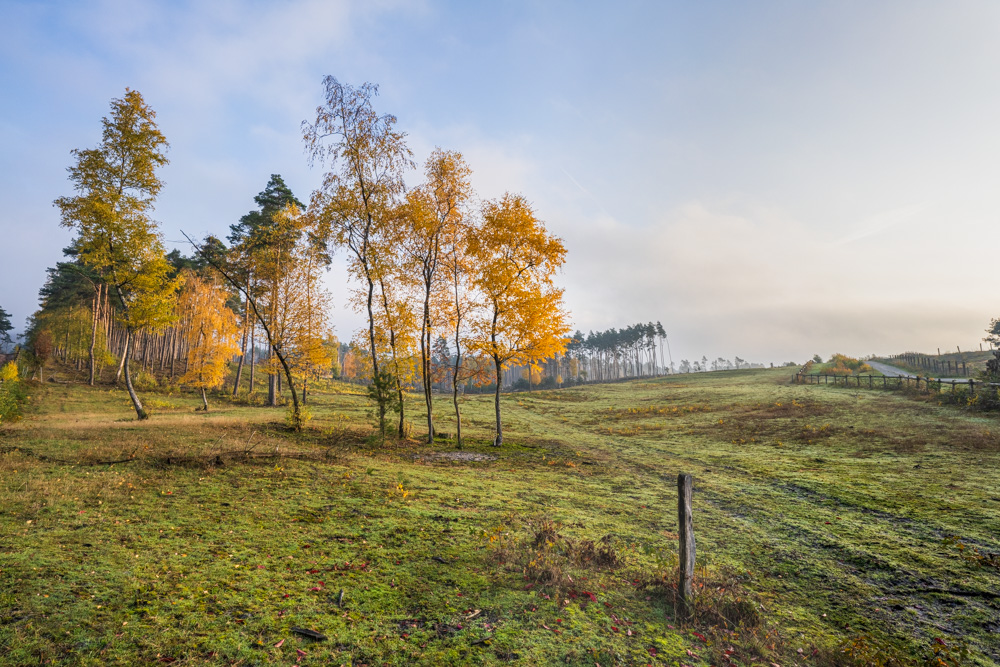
[883,353,972,377]
[794,373,1000,396]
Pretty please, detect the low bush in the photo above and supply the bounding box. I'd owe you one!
[0,361,27,425]
[825,354,873,376]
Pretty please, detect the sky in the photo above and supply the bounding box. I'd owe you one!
[2,0,999,365]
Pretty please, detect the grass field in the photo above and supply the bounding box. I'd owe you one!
[2,366,998,666]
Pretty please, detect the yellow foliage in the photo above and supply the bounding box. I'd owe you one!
[468,193,570,374]
[178,273,240,390]
[54,89,179,335]
[1,362,17,382]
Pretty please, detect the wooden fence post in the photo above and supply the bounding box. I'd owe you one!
[678,473,695,619]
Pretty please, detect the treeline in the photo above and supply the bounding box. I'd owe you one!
[565,323,669,382]
[676,356,766,373]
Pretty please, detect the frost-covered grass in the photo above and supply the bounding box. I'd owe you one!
[1,367,997,665]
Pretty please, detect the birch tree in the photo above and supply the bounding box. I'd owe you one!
[55,89,178,419]
[304,76,412,437]
[468,194,569,447]
[403,149,473,442]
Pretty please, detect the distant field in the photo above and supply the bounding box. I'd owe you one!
[2,367,998,665]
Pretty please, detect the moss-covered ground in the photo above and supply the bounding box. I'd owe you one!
[1,367,998,665]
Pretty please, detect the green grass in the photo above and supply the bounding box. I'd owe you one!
[1,366,998,665]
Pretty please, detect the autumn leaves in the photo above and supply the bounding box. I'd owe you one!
[301,76,569,442]
[54,78,569,438]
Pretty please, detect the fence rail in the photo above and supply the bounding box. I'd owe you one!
[795,373,1000,395]
[882,354,972,377]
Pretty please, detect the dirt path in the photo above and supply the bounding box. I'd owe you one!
[867,360,915,377]
[868,359,971,383]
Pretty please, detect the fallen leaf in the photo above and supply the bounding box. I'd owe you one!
[274,639,284,648]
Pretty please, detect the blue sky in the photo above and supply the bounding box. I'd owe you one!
[2,0,999,363]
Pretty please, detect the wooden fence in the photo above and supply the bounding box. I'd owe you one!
[884,354,971,377]
[795,373,1000,395]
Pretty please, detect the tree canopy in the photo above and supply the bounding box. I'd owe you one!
[54,88,179,420]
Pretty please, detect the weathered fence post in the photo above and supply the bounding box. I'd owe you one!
[678,473,695,619]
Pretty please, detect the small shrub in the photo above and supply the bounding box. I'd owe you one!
[285,405,312,430]
[131,367,159,391]
[824,354,873,376]
[0,362,26,424]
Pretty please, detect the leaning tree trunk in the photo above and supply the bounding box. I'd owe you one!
[271,346,301,430]
[114,344,126,384]
[200,386,209,412]
[122,331,148,420]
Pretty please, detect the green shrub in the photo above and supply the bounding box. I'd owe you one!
[0,362,27,425]
[131,367,159,391]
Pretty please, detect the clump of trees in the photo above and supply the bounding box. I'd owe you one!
[301,76,569,444]
[565,322,669,382]
[31,78,578,444]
